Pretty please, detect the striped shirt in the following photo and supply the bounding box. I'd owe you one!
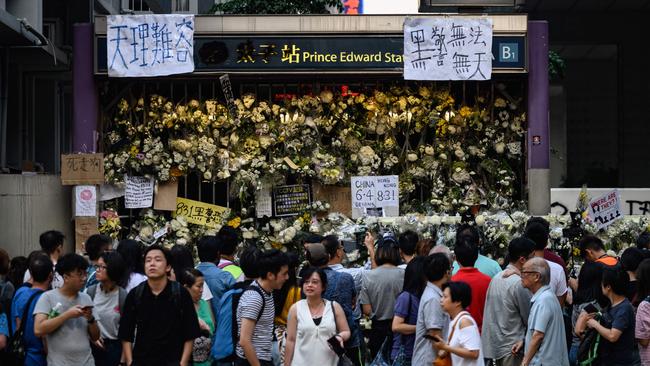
[236,281,274,361]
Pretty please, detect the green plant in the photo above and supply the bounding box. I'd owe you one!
[549,50,566,80]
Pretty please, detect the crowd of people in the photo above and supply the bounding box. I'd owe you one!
[0,219,650,366]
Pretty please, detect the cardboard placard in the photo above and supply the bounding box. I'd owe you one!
[312,183,352,217]
[154,181,179,211]
[74,185,97,217]
[75,217,99,253]
[255,185,273,218]
[588,190,623,230]
[61,153,104,185]
[174,197,229,228]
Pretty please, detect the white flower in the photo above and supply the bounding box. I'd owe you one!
[495,142,506,154]
[425,146,434,156]
[475,215,486,226]
[407,153,418,162]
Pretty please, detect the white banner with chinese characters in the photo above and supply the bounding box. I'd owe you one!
[107,14,194,77]
[403,18,493,81]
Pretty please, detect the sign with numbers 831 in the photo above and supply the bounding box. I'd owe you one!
[351,175,399,209]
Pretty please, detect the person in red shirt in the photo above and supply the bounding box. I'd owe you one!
[525,217,567,272]
[451,238,491,331]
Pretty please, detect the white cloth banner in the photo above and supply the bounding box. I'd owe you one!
[107,14,195,77]
[403,17,493,81]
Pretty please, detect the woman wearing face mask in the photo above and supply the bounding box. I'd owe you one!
[178,269,215,366]
[284,267,350,366]
[432,281,484,366]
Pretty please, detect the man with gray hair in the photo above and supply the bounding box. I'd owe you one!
[519,257,569,366]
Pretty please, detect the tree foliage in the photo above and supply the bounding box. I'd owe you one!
[211,0,343,14]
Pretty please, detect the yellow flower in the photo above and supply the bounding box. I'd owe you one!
[459,106,472,118]
[227,217,241,229]
[573,247,581,257]
[129,146,139,157]
[271,241,283,250]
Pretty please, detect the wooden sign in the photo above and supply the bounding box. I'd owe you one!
[61,153,104,185]
[312,183,352,217]
[154,180,179,211]
[75,217,99,253]
[174,197,229,228]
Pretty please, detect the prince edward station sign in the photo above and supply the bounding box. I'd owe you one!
[95,15,526,75]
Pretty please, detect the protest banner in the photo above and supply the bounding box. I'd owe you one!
[174,197,229,228]
[588,189,623,230]
[124,176,154,209]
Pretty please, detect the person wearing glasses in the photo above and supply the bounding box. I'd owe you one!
[520,257,569,366]
[83,234,113,290]
[34,253,100,366]
[86,251,128,366]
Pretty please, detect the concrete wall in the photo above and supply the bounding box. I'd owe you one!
[0,174,72,258]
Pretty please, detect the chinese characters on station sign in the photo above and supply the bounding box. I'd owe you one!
[403,18,493,81]
[107,14,194,77]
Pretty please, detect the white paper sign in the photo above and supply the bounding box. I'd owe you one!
[403,18,493,81]
[124,176,154,209]
[351,175,399,209]
[255,185,273,218]
[588,190,623,230]
[107,14,195,77]
[75,185,97,217]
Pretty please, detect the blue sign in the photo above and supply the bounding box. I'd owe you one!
[492,36,526,69]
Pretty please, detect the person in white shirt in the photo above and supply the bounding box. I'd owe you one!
[524,222,568,306]
[23,230,65,288]
[433,281,484,366]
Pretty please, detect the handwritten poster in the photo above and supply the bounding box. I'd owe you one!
[403,18,493,81]
[273,185,311,217]
[124,176,154,209]
[154,180,178,211]
[255,185,273,218]
[174,197,229,228]
[107,14,195,77]
[61,153,104,185]
[588,190,623,230]
[351,175,399,209]
[74,185,97,217]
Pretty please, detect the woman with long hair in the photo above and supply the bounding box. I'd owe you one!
[433,281,484,366]
[273,252,301,365]
[178,268,215,366]
[569,261,607,366]
[285,267,350,366]
[116,239,146,292]
[87,251,128,366]
[391,256,428,364]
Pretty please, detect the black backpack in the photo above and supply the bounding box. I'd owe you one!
[6,290,42,366]
[578,309,612,365]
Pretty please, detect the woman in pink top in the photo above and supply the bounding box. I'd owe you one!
[635,259,650,364]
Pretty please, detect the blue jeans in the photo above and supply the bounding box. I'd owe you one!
[568,343,579,366]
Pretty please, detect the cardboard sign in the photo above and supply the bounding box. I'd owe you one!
[74,185,97,217]
[174,197,229,228]
[124,176,154,209]
[273,184,311,217]
[61,153,104,185]
[75,217,99,253]
[312,183,352,217]
[588,190,623,230]
[154,180,179,211]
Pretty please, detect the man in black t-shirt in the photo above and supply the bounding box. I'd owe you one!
[119,245,200,366]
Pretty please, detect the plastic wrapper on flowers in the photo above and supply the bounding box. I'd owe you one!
[103,87,526,216]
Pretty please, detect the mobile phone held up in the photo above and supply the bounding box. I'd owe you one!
[327,335,346,356]
[584,303,599,314]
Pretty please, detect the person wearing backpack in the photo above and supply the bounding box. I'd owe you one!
[119,245,200,366]
[86,251,128,366]
[212,245,260,364]
[9,252,52,366]
[576,267,641,366]
[196,236,236,317]
[237,249,289,366]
